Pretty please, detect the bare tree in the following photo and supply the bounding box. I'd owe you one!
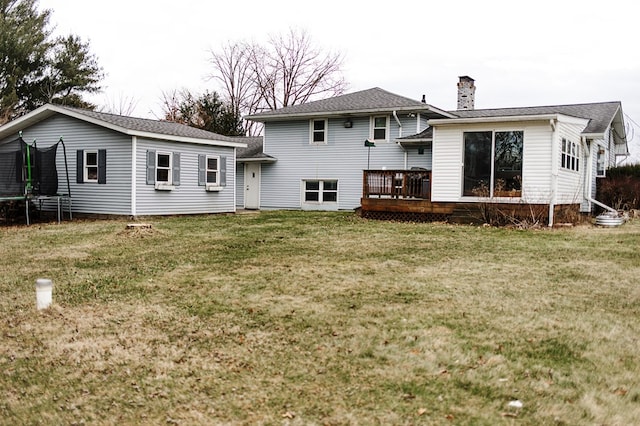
[208,41,263,136]
[208,28,347,135]
[258,28,346,110]
[158,89,184,122]
[99,93,139,116]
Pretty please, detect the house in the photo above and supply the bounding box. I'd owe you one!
[242,88,454,210]
[0,104,246,219]
[245,77,628,225]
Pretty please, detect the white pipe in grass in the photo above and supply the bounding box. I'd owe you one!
[36,278,53,310]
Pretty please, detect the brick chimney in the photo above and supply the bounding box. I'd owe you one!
[457,76,475,110]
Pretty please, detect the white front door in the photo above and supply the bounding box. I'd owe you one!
[244,163,260,209]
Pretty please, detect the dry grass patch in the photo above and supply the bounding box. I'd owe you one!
[1,212,639,424]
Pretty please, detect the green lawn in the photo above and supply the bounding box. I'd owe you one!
[1,211,639,425]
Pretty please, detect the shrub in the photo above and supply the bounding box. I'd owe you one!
[597,165,640,210]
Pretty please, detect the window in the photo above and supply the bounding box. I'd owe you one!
[206,156,219,185]
[304,180,338,203]
[198,154,226,190]
[371,116,388,142]
[596,147,606,177]
[146,150,180,189]
[310,119,327,144]
[76,149,106,184]
[84,151,98,182]
[156,152,172,183]
[561,138,580,172]
[463,131,523,197]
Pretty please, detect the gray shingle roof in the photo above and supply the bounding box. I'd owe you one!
[235,136,276,161]
[61,106,240,143]
[398,127,433,141]
[245,88,451,121]
[450,101,621,134]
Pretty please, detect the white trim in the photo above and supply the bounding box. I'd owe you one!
[301,179,339,207]
[429,113,589,127]
[154,183,175,191]
[0,104,247,148]
[549,122,560,226]
[309,118,328,145]
[245,105,457,122]
[83,150,98,183]
[156,151,173,185]
[370,115,390,142]
[233,148,236,212]
[205,154,220,185]
[131,136,137,216]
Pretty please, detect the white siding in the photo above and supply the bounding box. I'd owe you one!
[521,124,553,203]
[431,127,462,201]
[431,120,556,204]
[261,116,414,210]
[556,121,585,204]
[135,139,235,215]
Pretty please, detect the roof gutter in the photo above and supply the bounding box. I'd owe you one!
[429,114,561,126]
[246,105,457,123]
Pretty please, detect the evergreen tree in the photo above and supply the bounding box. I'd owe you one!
[161,89,244,136]
[0,0,103,123]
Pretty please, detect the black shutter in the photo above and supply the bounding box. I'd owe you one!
[198,154,206,186]
[172,152,180,186]
[98,149,107,184]
[220,156,227,187]
[76,150,84,183]
[146,150,156,184]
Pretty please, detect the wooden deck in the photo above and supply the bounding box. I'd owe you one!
[361,170,456,220]
[360,170,572,224]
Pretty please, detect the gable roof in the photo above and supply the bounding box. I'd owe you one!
[236,136,276,163]
[0,104,246,148]
[449,101,622,135]
[399,101,627,153]
[245,87,455,121]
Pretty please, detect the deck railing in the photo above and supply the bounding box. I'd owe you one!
[363,169,431,200]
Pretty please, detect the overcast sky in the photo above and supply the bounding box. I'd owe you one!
[38,0,640,160]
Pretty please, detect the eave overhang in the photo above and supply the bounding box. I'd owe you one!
[0,104,247,148]
[246,105,456,122]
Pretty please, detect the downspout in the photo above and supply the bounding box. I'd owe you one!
[583,137,618,214]
[392,110,408,168]
[393,110,402,138]
[548,119,557,227]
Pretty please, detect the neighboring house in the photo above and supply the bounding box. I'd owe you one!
[0,104,246,218]
[246,77,629,225]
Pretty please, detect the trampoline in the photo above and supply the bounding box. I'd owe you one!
[0,134,71,225]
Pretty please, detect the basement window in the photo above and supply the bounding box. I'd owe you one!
[303,180,338,203]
